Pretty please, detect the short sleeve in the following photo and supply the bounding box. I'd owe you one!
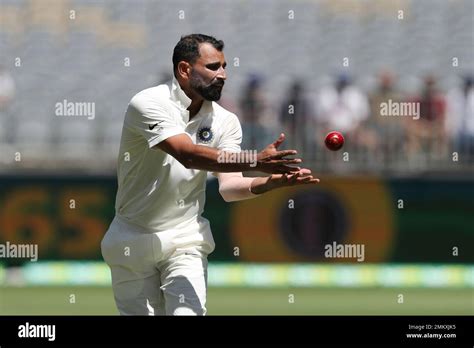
[125,93,186,148]
[217,113,242,153]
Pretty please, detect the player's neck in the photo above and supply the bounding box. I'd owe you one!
[187,98,204,119]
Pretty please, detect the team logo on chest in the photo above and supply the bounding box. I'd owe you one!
[197,127,214,143]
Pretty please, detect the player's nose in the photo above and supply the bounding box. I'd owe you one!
[216,66,226,80]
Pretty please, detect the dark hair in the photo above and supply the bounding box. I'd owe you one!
[172,34,224,78]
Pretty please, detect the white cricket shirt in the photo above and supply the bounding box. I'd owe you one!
[114,77,242,246]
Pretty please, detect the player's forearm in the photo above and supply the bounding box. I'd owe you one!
[219,176,262,202]
[182,144,257,172]
[219,171,319,202]
[220,175,278,202]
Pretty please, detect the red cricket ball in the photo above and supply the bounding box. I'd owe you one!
[325,131,345,151]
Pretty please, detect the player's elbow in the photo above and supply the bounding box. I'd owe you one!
[175,147,198,169]
[180,156,194,169]
[157,136,198,170]
[181,156,203,170]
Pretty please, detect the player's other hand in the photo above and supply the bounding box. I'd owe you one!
[256,133,302,174]
[267,168,320,189]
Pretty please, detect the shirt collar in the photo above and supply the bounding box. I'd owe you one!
[171,77,192,110]
[170,77,214,118]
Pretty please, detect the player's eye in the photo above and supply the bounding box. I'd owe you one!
[206,63,226,71]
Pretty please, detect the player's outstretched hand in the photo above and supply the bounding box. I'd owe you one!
[267,168,320,189]
[256,133,302,174]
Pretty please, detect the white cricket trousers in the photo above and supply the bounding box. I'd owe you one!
[101,215,215,316]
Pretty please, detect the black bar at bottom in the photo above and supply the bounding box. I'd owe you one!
[0,315,472,346]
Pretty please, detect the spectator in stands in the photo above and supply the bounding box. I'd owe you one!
[279,79,314,159]
[361,70,405,167]
[316,74,369,133]
[446,75,474,159]
[238,74,271,150]
[406,75,447,159]
[315,74,369,165]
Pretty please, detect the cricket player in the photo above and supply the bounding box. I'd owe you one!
[101,34,319,316]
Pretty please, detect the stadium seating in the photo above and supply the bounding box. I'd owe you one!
[0,0,472,172]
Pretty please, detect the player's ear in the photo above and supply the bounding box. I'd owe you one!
[177,61,191,80]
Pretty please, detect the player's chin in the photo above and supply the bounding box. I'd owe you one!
[205,94,222,102]
[206,86,224,101]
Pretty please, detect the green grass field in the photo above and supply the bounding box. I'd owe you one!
[0,286,472,315]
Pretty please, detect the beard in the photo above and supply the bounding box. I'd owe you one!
[189,71,224,101]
